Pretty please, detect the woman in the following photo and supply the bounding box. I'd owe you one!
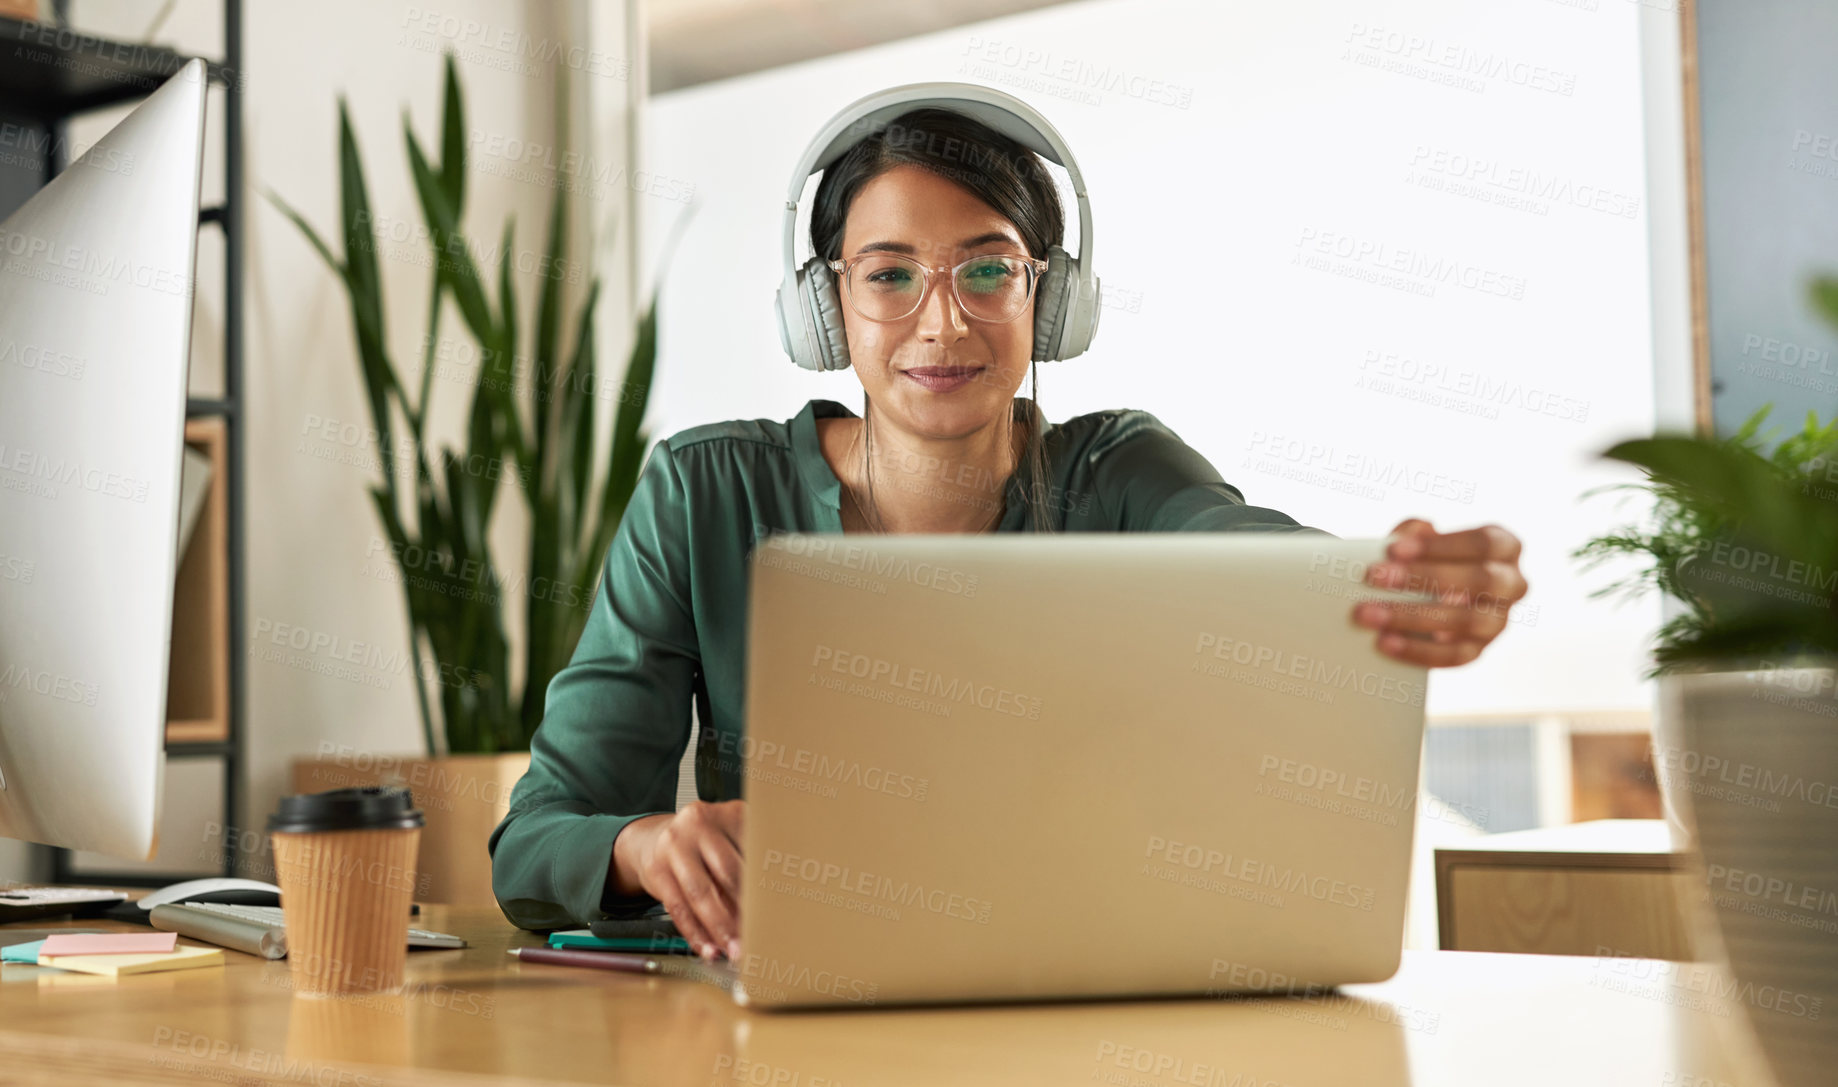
[488,104,1529,961]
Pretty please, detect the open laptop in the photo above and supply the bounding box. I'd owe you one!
[728,531,1434,1008]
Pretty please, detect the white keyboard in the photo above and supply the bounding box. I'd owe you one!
[148,901,466,960]
[0,886,127,922]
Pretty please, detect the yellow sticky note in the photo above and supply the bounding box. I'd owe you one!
[38,944,223,977]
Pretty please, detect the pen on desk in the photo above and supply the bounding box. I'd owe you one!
[507,946,661,973]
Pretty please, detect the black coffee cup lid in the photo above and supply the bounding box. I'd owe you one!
[267,786,425,833]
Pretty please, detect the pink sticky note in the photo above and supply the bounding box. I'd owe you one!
[38,931,179,956]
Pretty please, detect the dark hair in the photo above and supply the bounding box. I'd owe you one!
[809,106,1066,533]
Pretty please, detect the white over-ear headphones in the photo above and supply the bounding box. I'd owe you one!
[773,81,1101,372]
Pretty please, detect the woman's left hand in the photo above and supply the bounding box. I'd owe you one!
[1352,519,1528,668]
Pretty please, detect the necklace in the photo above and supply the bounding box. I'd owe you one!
[838,418,1011,534]
[841,481,1006,535]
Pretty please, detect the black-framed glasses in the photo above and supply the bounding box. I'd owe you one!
[827,252,1050,324]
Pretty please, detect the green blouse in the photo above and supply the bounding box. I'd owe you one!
[487,397,1330,930]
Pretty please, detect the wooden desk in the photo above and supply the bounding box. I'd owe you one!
[0,906,1771,1087]
[1435,819,1697,960]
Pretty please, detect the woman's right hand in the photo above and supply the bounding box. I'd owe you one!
[613,800,746,961]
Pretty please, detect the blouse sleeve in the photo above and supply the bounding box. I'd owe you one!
[1089,411,1338,537]
[487,442,700,930]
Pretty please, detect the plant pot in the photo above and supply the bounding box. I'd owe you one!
[1670,663,1838,1087]
[290,751,531,908]
[1654,674,1701,850]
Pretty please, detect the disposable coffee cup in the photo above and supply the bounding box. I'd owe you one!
[268,786,424,996]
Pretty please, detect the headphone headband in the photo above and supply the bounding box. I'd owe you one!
[776,82,1098,371]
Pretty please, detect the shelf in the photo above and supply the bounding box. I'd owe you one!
[38,0,245,887]
[186,396,234,418]
[166,740,233,758]
[0,16,225,120]
[165,417,230,745]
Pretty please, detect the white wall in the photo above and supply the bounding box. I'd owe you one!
[640,0,1664,720]
[1,0,640,882]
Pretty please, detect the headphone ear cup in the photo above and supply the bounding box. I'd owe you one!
[1030,244,1076,362]
[801,256,852,372]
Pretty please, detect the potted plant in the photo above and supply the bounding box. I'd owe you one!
[1573,280,1838,1087]
[268,57,685,905]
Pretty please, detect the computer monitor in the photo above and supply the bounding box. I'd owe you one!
[0,59,207,860]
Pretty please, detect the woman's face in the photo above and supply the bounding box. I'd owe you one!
[836,163,1035,440]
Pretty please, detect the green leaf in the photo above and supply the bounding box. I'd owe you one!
[412,268,443,435]
[405,125,495,346]
[578,287,658,572]
[368,486,439,757]
[494,218,529,482]
[573,287,658,602]
[339,101,382,330]
[532,185,567,480]
[262,186,344,278]
[337,100,400,481]
[555,281,602,553]
[1584,408,1838,673]
[1813,276,1838,336]
[1600,435,1796,542]
[439,52,466,214]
